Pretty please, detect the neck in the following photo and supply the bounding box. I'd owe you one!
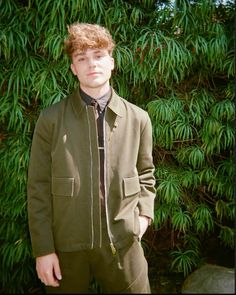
[80,83,111,99]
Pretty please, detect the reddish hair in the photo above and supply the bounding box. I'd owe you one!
[64,23,115,57]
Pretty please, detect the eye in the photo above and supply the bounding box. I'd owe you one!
[78,57,85,62]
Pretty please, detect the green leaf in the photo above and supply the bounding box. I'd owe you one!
[193,204,214,232]
[172,210,192,233]
[170,247,198,277]
[218,226,234,249]
[157,178,181,204]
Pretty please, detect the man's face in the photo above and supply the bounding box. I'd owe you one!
[70,48,114,91]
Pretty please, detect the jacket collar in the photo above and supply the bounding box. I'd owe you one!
[107,88,124,117]
[70,87,125,118]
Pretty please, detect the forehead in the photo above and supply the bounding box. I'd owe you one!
[73,48,109,57]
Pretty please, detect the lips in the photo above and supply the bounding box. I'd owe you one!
[87,72,101,76]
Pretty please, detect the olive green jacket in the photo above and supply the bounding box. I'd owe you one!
[27,87,156,257]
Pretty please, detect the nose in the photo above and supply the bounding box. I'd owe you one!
[88,57,96,67]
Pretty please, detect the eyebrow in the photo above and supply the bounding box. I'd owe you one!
[74,50,105,58]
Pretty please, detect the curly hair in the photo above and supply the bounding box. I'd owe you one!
[64,23,115,57]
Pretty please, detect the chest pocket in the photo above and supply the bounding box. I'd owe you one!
[52,177,75,197]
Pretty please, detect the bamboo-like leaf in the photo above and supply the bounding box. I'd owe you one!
[172,210,192,233]
[43,31,64,60]
[174,119,193,140]
[193,204,214,232]
[170,247,198,277]
[180,233,200,251]
[202,116,222,135]
[153,203,171,229]
[130,6,144,25]
[176,145,205,169]
[180,169,200,189]
[218,226,234,249]
[199,166,216,184]
[190,89,215,111]
[211,99,234,121]
[218,124,234,150]
[215,200,234,221]
[223,50,235,77]
[113,45,133,72]
[157,178,181,204]
[0,0,234,292]
[188,146,205,169]
[216,157,234,178]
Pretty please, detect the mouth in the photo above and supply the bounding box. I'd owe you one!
[87,72,101,76]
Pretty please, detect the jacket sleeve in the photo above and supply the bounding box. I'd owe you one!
[27,111,55,257]
[137,112,156,221]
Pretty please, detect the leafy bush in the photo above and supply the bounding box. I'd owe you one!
[0,0,234,292]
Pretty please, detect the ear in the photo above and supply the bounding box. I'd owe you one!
[70,63,77,76]
[110,57,115,70]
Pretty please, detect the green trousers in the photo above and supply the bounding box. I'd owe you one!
[46,219,151,294]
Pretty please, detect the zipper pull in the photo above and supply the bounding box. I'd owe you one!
[110,242,116,255]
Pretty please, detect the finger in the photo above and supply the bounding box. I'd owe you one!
[53,261,62,281]
[44,270,60,287]
[44,278,60,287]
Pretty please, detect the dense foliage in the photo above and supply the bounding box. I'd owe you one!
[0,0,234,293]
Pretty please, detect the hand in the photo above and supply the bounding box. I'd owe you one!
[36,253,62,287]
[138,215,150,240]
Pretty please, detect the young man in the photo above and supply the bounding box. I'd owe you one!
[27,23,156,293]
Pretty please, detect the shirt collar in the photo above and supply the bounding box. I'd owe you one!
[70,87,125,118]
[79,87,111,112]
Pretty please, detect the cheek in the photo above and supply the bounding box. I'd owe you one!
[70,64,77,76]
[105,62,114,75]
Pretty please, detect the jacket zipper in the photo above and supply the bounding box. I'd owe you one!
[103,109,117,256]
[86,106,94,249]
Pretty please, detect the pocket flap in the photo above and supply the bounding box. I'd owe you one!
[52,177,74,197]
[123,175,140,197]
